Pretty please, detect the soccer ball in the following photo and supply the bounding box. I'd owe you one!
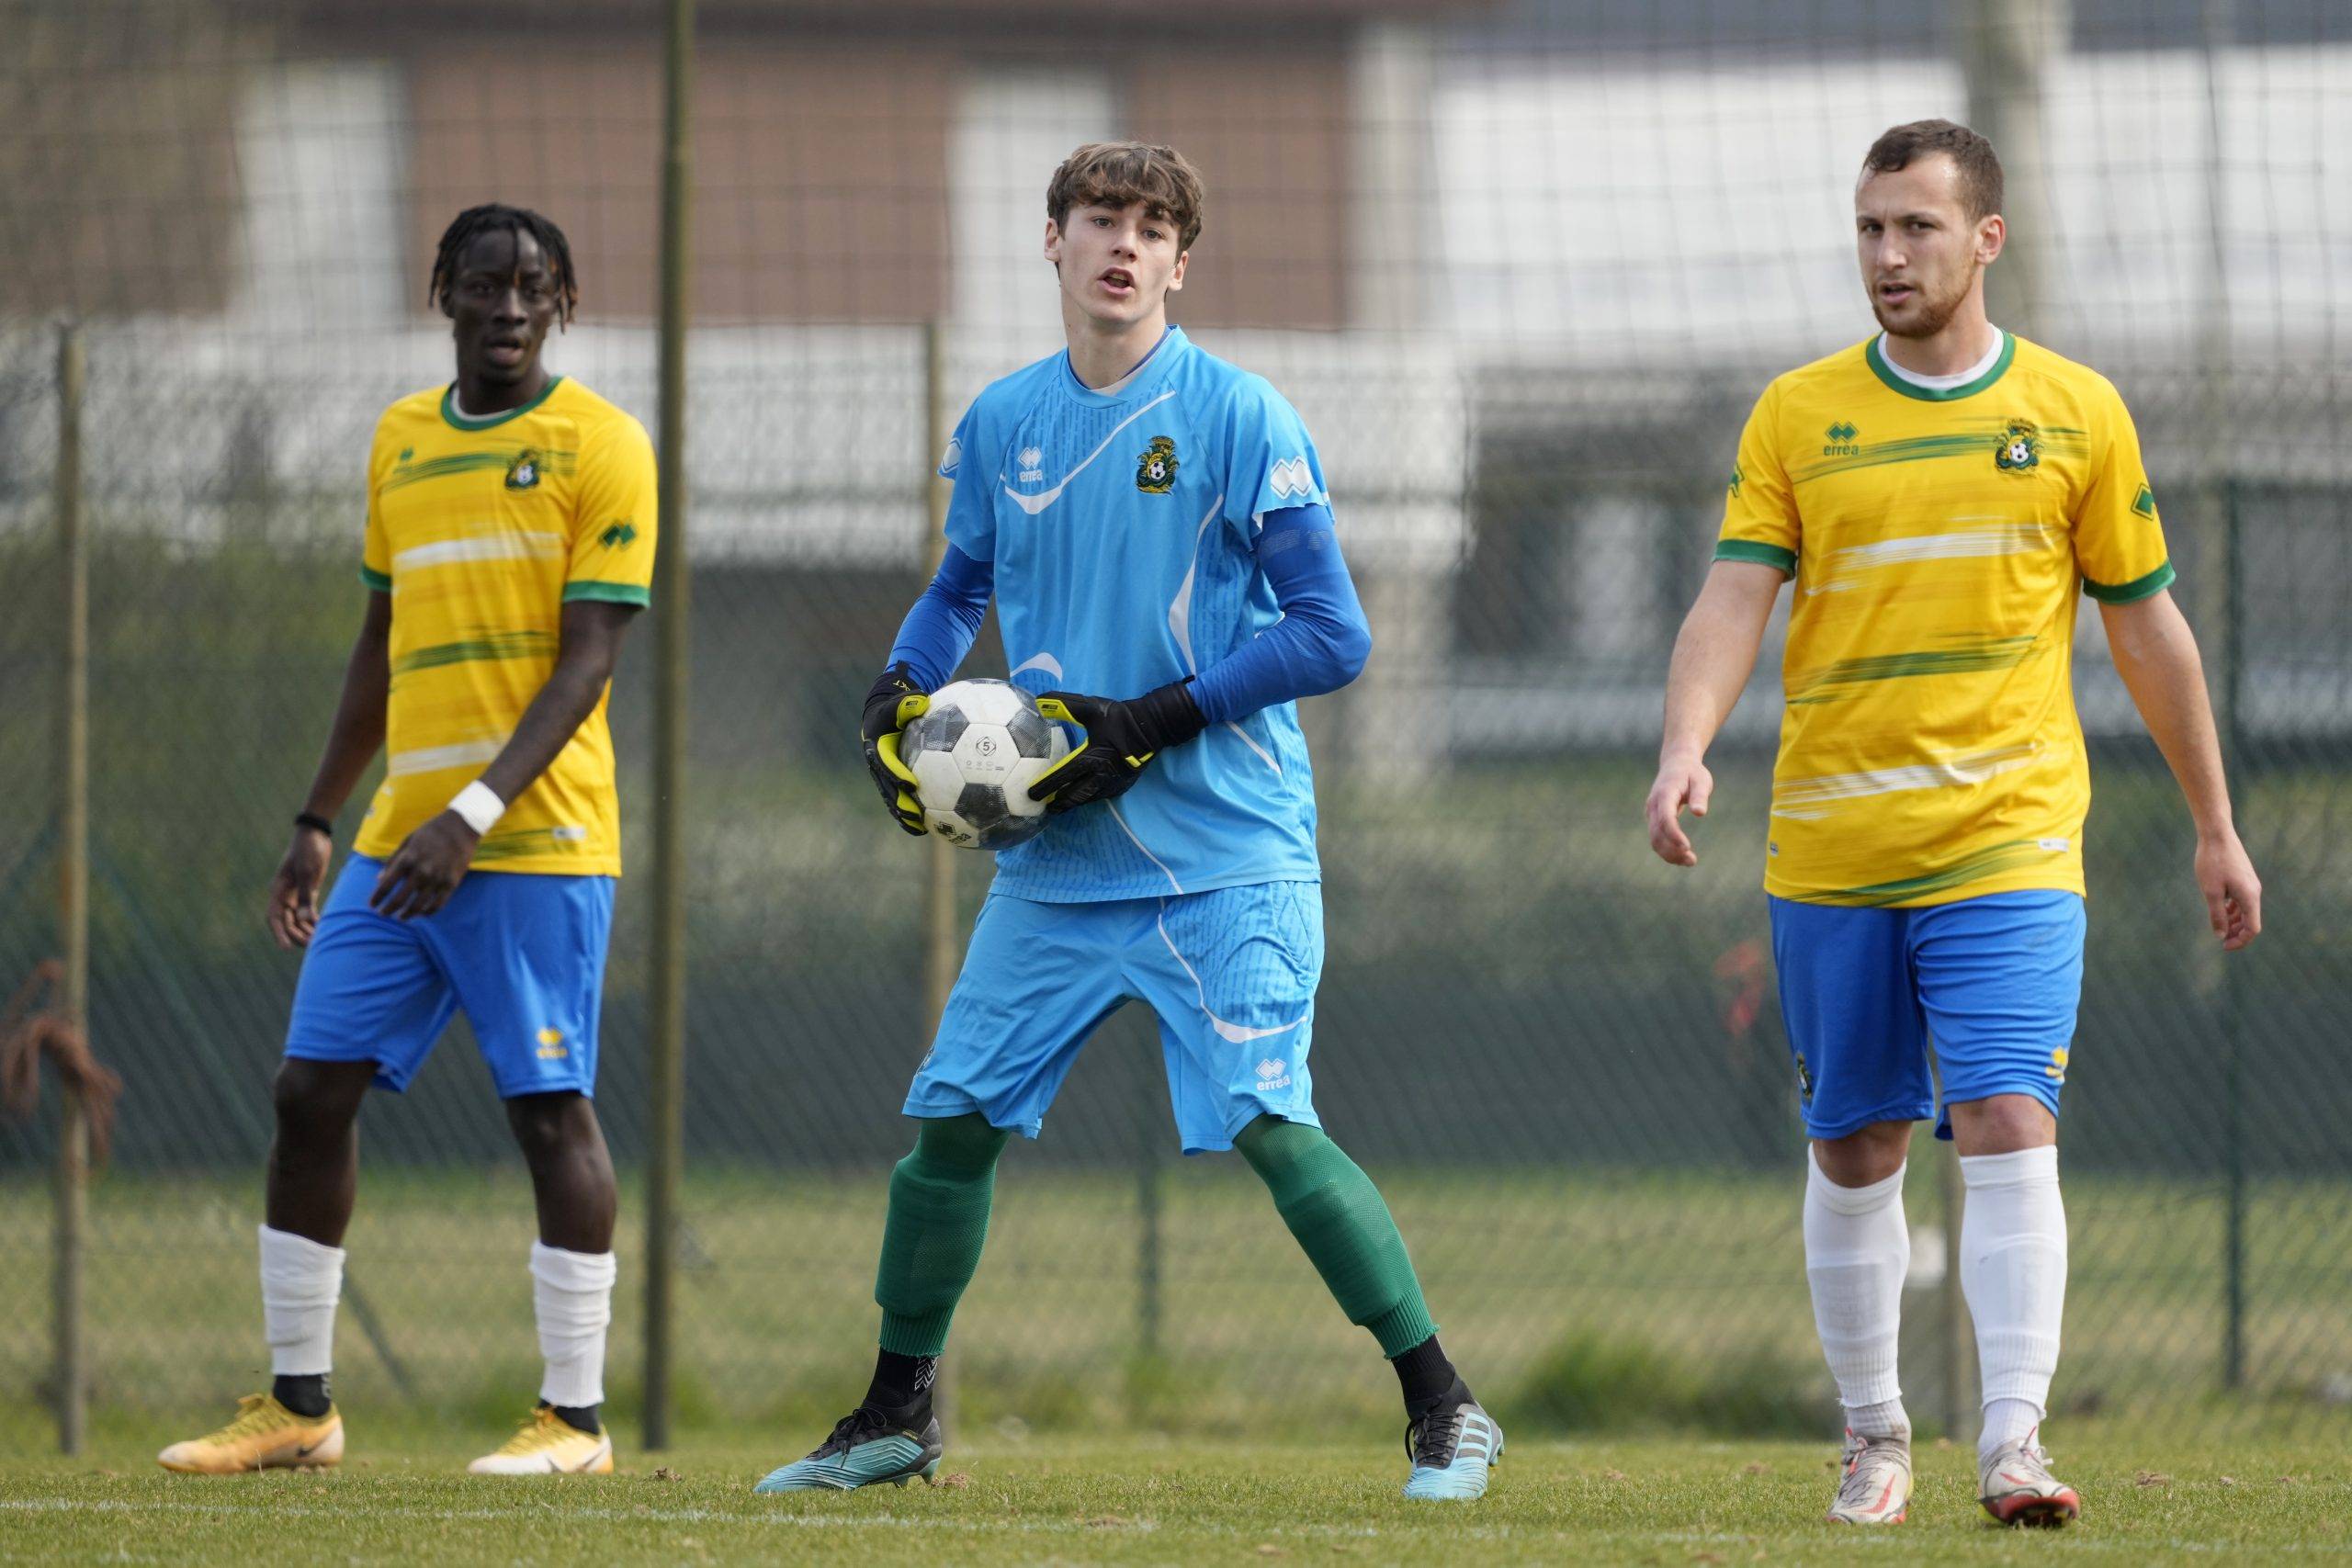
[899,679,1069,850]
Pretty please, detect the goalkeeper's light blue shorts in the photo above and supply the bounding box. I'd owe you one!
[906,881,1323,1154]
[283,853,613,1099]
[1769,889,2085,1142]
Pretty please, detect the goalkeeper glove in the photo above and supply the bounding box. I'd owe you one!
[1028,681,1207,814]
[860,663,931,837]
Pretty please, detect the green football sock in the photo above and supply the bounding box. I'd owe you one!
[874,1113,1011,1358]
[1235,1116,1438,1357]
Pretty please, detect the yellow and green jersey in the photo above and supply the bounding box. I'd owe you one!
[1716,333,2171,907]
[354,377,656,875]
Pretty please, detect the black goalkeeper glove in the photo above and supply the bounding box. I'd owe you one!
[860,663,931,837]
[1028,681,1207,814]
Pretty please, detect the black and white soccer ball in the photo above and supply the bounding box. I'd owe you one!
[900,679,1069,851]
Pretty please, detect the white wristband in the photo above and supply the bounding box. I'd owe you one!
[447,781,506,836]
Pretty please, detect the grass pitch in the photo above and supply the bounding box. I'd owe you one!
[3,1427,2346,1565]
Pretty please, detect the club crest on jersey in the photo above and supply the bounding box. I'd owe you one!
[1994,422,2041,472]
[505,448,543,490]
[1136,435,1179,493]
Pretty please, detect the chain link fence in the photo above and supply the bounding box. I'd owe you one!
[4,0,2348,1450]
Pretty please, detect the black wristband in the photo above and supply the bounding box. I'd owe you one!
[294,811,334,839]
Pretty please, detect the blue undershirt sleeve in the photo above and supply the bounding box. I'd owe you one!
[887,545,994,692]
[1189,503,1373,726]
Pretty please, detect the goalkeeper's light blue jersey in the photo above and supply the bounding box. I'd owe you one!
[938,326,1329,903]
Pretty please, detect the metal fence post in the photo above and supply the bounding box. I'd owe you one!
[52,321,89,1457]
[642,0,695,1452]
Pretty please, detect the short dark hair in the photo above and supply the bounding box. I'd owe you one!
[427,204,579,323]
[1046,142,1205,251]
[1860,119,2004,221]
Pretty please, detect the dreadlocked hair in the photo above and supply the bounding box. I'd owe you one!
[427,204,579,323]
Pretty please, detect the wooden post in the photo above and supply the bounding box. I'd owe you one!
[53,321,89,1457]
[642,0,694,1452]
[919,318,963,1437]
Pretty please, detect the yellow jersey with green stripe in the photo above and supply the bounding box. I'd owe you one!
[1716,333,2171,907]
[354,377,656,874]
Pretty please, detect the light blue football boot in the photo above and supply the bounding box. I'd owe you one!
[754,1404,943,1493]
[1401,1387,1502,1501]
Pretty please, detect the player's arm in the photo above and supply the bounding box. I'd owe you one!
[1188,502,1373,723]
[1646,561,1785,866]
[268,590,392,950]
[2099,589,2261,949]
[861,546,995,835]
[1649,381,1798,868]
[370,601,641,919]
[2074,385,2256,945]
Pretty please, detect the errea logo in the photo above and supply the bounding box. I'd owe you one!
[1256,1057,1292,1090]
[1823,422,1860,457]
[1268,456,1315,501]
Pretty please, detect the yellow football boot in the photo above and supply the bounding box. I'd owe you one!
[468,1405,614,1475]
[158,1393,343,1473]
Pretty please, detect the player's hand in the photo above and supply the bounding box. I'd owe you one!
[266,824,334,950]
[1645,751,1714,867]
[860,663,931,837]
[1029,682,1207,814]
[370,812,478,920]
[2195,828,2263,951]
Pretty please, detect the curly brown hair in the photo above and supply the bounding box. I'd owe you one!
[1046,142,1205,251]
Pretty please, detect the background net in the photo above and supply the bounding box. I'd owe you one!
[4,0,2347,1449]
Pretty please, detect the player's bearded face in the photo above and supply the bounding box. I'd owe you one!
[1854,160,1995,341]
[1046,201,1187,326]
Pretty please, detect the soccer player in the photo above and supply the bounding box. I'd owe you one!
[754,142,1499,1501]
[1645,121,2262,1527]
[158,206,656,1477]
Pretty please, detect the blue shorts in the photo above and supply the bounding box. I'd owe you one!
[1769,889,2085,1141]
[908,882,1323,1155]
[283,854,615,1099]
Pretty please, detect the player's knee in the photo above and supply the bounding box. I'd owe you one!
[1814,1122,1912,1186]
[1946,1093,2056,1156]
[908,1113,1010,1179]
[270,1061,365,1148]
[504,1090,597,1165]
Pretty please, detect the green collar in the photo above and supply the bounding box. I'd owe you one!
[1865,333,2013,401]
[441,375,564,430]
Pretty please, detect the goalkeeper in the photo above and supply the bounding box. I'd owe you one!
[756,141,1499,1503]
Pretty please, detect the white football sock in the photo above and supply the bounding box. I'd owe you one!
[1981,1396,2042,1453]
[259,1224,344,1378]
[1804,1149,1910,1436]
[532,1241,616,1409]
[1961,1145,2065,1461]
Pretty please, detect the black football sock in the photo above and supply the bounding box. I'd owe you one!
[542,1399,601,1436]
[865,1348,939,1415]
[1391,1335,1464,1420]
[273,1372,331,1417]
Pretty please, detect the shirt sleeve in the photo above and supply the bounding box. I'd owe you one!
[1220,376,1329,542]
[1189,503,1373,725]
[2074,382,2174,604]
[1713,381,1801,576]
[887,545,994,692]
[938,398,998,563]
[564,411,659,607]
[360,420,392,592]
